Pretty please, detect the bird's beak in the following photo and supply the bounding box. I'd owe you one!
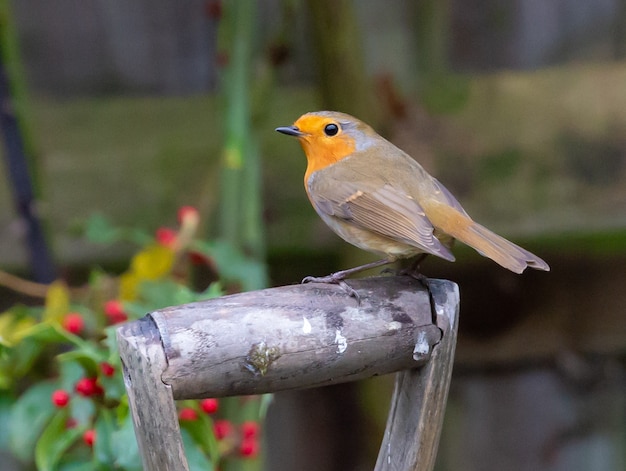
[275,125,305,137]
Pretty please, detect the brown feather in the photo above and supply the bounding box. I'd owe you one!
[308,172,455,261]
[423,201,550,273]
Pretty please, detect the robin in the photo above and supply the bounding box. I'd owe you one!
[276,111,549,286]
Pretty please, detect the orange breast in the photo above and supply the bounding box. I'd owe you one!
[300,136,356,187]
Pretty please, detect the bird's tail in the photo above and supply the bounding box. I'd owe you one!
[454,221,549,273]
[425,201,549,273]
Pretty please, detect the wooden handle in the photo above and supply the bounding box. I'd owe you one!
[150,276,444,399]
[375,278,459,471]
[117,276,459,471]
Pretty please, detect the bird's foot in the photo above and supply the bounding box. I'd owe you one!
[398,268,430,290]
[301,259,392,303]
[398,267,438,327]
[302,274,360,302]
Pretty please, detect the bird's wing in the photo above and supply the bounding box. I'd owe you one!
[309,176,455,261]
[427,177,470,216]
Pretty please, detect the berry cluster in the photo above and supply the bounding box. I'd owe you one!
[7,206,266,468]
[178,398,261,460]
[50,361,118,448]
[61,299,129,337]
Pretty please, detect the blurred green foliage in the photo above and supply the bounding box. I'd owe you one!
[0,210,267,470]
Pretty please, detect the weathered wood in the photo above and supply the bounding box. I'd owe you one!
[375,280,459,471]
[117,317,189,471]
[151,276,443,399]
[117,276,460,471]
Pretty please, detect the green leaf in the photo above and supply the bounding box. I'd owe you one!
[0,337,43,386]
[21,322,73,344]
[123,280,221,317]
[102,327,120,362]
[0,307,36,346]
[69,395,96,429]
[197,240,267,291]
[0,340,9,356]
[35,408,83,471]
[58,460,95,471]
[196,282,223,301]
[0,390,15,449]
[20,321,98,354]
[135,280,200,310]
[178,402,220,466]
[100,370,125,403]
[82,213,123,244]
[110,412,142,471]
[82,213,151,246]
[57,347,104,374]
[181,427,214,471]
[59,361,87,392]
[9,381,57,462]
[93,409,115,467]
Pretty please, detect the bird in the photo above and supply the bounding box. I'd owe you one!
[275,111,549,286]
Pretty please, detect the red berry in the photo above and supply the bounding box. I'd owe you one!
[62,313,84,334]
[239,437,259,458]
[155,227,177,248]
[100,362,115,377]
[200,398,219,414]
[178,408,198,421]
[65,418,77,429]
[177,206,199,225]
[51,389,70,408]
[83,429,96,447]
[213,419,233,440]
[104,300,128,324]
[75,377,103,397]
[241,421,260,439]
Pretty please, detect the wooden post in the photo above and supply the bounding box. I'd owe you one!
[117,276,459,471]
[116,316,189,471]
[374,279,459,471]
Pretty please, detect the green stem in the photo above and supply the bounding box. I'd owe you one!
[217,0,267,289]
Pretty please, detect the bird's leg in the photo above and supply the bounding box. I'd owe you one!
[398,254,430,288]
[382,254,429,277]
[302,258,393,300]
[302,258,393,284]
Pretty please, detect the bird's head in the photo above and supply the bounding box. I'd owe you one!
[276,111,377,181]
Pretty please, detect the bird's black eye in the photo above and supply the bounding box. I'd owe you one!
[324,123,339,136]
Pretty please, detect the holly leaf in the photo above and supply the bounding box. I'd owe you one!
[110,412,142,470]
[181,427,214,471]
[69,395,96,429]
[9,381,58,462]
[83,213,123,244]
[35,408,83,471]
[0,308,36,346]
[82,213,151,246]
[93,409,115,467]
[196,240,267,291]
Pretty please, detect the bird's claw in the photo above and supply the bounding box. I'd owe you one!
[302,275,360,303]
[400,269,430,289]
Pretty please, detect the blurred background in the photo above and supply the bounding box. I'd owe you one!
[1,0,625,470]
